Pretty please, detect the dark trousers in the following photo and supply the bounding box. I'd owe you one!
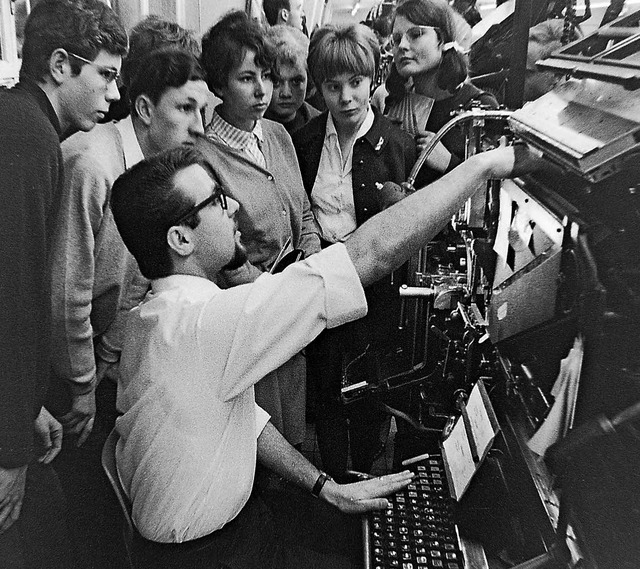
[49,378,127,569]
[308,324,388,480]
[0,462,71,569]
[132,484,362,569]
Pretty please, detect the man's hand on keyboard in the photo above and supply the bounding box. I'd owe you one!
[321,470,415,514]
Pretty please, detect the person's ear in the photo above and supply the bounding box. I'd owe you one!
[49,48,71,86]
[167,226,194,256]
[280,8,290,23]
[134,94,154,127]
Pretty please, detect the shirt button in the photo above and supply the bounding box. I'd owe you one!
[358,159,364,165]
[360,183,366,188]
[267,175,274,181]
[282,209,287,216]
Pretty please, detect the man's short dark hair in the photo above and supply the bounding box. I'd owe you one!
[200,10,276,96]
[128,48,206,117]
[20,0,127,82]
[263,0,290,26]
[122,15,200,88]
[111,147,219,280]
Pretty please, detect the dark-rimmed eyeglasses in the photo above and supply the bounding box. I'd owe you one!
[68,52,120,84]
[391,26,441,48]
[172,185,228,227]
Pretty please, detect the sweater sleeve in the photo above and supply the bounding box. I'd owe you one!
[50,147,112,396]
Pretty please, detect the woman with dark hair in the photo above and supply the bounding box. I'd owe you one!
[197,10,321,450]
[372,0,498,179]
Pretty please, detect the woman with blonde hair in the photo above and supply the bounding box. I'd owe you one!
[292,23,429,480]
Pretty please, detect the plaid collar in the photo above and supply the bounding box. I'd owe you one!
[206,108,264,150]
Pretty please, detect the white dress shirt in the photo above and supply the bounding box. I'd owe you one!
[115,244,367,543]
[311,107,375,243]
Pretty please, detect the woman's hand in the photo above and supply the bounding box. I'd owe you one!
[415,130,451,172]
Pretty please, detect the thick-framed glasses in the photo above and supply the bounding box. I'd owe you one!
[68,52,120,84]
[391,26,441,48]
[172,185,228,227]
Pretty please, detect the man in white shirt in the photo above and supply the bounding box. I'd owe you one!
[110,143,539,568]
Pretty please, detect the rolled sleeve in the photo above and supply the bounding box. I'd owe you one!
[305,243,367,329]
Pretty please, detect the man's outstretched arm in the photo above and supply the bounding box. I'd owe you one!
[257,421,414,514]
[346,144,542,288]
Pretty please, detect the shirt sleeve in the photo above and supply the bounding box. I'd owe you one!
[200,243,367,401]
[255,404,270,438]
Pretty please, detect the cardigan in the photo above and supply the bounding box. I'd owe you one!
[0,79,63,467]
[196,120,320,278]
[292,109,421,346]
[195,119,320,445]
[51,118,149,396]
[292,109,419,227]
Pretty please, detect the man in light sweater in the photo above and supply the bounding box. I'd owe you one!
[48,47,209,568]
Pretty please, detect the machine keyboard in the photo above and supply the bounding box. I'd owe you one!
[365,456,464,569]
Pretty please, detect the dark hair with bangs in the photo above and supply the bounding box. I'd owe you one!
[307,24,380,90]
[128,48,206,117]
[200,10,276,97]
[20,0,127,82]
[385,0,468,104]
[111,146,220,279]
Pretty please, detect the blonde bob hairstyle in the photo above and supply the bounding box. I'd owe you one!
[307,23,380,89]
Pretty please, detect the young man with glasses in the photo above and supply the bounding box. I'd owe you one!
[48,46,209,568]
[0,1,126,567]
[109,142,539,569]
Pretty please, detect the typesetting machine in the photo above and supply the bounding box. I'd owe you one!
[349,12,640,569]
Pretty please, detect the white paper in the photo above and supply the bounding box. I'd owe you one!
[442,416,476,500]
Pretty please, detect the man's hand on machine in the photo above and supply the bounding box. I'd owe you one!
[320,470,414,514]
[481,139,545,180]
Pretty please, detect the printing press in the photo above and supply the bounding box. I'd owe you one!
[349,11,640,569]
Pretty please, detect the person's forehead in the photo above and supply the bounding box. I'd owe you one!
[93,49,123,69]
[276,61,306,78]
[393,15,417,31]
[157,79,210,106]
[290,0,304,10]
[174,164,215,199]
[324,71,366,84]
[234,48,262,73]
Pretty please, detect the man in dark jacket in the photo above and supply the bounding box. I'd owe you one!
[0,1,126,567]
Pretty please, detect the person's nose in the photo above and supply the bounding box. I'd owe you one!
[279,81,292,99]
[226,197,240,217]
[254,78,267,98]
[106,80,120,102]
[397,32,410,51]
[339,86,352,105]
[190,112,205,136]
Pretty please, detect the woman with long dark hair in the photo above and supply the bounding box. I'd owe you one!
[372,0,498,179]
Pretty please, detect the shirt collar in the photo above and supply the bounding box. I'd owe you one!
[325,105,375,142]
[207,108,263,150]
[151,274,220,297]
[115,116,145,168]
